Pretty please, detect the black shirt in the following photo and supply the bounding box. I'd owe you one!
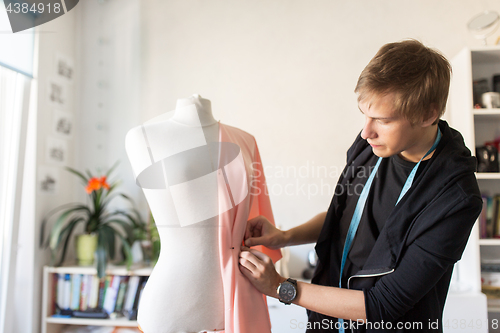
[339,154,430,288]
[308,153,429,330]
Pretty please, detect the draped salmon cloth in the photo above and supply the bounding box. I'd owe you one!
[135,121,280,333]
[217,123,282,333]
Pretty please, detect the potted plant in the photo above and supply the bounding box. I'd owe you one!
[140,212,161,266]
[121,210,161,267]
[40,161,141,278]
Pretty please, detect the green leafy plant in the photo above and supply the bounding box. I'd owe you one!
[40,161,141,278]
[146,212,161,266]
[121,210,161,266]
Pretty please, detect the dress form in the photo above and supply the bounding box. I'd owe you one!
[125,94,225,333]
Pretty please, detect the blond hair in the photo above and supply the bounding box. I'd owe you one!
[355,39,451,125]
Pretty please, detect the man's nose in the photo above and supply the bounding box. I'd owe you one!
[361,118,376,140]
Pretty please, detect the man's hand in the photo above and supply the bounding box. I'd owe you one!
[239,246,286,297]
[244,215,288,249]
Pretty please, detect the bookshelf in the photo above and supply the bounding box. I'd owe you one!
[42,264,152,333]
[476,172,500,180]
[449,46,500,317]
[479,238,500,246]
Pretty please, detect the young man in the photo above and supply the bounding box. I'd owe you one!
[238,39,482,332]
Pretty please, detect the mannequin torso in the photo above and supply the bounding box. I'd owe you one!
[125,95,224,333]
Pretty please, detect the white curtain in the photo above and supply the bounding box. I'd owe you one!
[0,2,34,77]
[0,66,32,333]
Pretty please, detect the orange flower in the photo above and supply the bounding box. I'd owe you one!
[99,176,110,190]
[85,177,101,194]
[85,176,110,194]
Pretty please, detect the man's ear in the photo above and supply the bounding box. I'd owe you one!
[421,105,439,127]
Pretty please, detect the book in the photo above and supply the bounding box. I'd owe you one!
[494,195,500,237]
[480,195,488,238]
[481,193,499,238]
[70,274,82,310]
[52,273,59,314]
[62,274,71,310]
[487,195,495,237]
[114,276,130,313]
[98,275,112,309]
[72,308,109,319]
[79,274,91,311]
[123,275,141,314]
[135,277,148,309]
[56,273,64,311]
[88,274,100,309]
[127,276,149,320]
[103,275,122,314]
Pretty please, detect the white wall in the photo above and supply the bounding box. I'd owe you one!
[138,0,500,276]
[77,0,143,212]
[31,7,78,333]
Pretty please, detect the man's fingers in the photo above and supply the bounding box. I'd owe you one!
[239,262,255,280]
[244,221,254,240]
[239,250,261,268]
[245,216,263,240]
[239,254,258,278]
[247,248,270,262]
[240,247,270,265]
[239,256,256,269]
[247,215,263,225]
[244,236,267,247]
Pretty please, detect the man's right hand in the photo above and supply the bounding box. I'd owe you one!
[244,215,288,250]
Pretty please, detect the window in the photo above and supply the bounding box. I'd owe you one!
[0,3,34,332]
[0,2,34,77]
[0,65,32,333]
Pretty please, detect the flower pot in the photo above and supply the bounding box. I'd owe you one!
[130,240,144,264]
[75,233,98,266]
[140,240,153,265]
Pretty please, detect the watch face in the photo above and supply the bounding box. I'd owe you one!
[279,282,297,302]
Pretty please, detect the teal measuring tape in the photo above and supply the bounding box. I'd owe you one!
[338,128,441,332]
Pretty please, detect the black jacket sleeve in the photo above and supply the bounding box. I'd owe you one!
[363,193,482,323]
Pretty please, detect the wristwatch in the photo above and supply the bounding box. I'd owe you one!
[277,278,298,305]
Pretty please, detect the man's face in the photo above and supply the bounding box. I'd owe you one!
[358,93,425,160]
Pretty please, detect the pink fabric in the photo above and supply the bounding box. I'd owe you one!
[217,123,282,333]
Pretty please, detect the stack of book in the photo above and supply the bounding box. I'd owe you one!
[52,273,149,320]
[479,194,500,239]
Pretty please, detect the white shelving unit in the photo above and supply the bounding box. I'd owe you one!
[479,239,500,246]
[449,46,500,323]
[42,264,152,333]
